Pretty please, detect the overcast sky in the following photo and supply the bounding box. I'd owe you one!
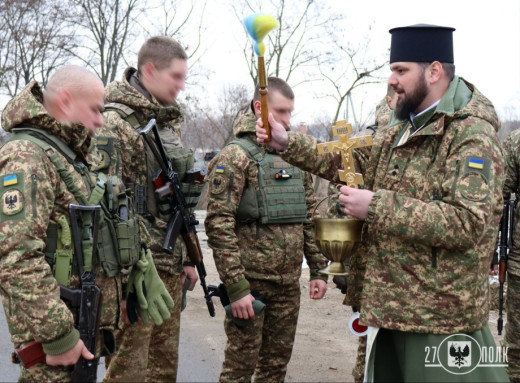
[199,0,520,125]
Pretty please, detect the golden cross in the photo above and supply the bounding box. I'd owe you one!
[316,120,373,188]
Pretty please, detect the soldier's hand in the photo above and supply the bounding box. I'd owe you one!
[181,266,198,291]
[46,339,93,366]
[339,186,374,219]
[256,113,289,151]
[333,275,348,294]
[230,294,255,320]
[310,279,328,299]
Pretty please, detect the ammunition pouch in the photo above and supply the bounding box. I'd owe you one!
[236,184,260,223]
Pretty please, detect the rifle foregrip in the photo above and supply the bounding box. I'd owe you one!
[498,261,507,282]
[184,231,203,264]
[15,341,46,368]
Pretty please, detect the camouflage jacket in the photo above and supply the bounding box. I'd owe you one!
[280,77,505,333]
[0,81,122,355]
[102,67,188,275]
[205,113,328,302]
[502,130,520,276]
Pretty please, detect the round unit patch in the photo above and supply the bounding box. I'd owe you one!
[210,175,227,195]
[2,189,24,216]
[97,149,110,170]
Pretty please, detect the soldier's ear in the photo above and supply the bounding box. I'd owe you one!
[253,100,262,116]
[56,89,73,117]
[141,62,157,82]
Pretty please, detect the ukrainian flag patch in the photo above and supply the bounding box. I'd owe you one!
[468,157,484,170]
[3,174,18,186]
[216,165,225,174]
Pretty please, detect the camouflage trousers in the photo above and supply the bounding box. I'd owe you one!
[103,271,182,382]
[506,273,520,383]
[220,280,301,383]
[18,363,73,383]
[352,335,367,383]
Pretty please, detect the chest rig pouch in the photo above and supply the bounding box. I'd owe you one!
[9,127,141,280]
[104,103,203,219]
[231,137,308,224]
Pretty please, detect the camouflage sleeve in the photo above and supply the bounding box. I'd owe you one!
[366,120,504,251]
[204,146,251,302]
[502,132,520,199]
[281,131,342,183]
[302,171,328,281]
[0,142,78,353]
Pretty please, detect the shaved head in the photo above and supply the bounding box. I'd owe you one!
[43,65,105,132]
[45,65,103,98]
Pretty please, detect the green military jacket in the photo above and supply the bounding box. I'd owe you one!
[280,77,505,333]
[502,130,520,276]
[0,82,122,356]
[205,113,328,302]
[101,67,189,275]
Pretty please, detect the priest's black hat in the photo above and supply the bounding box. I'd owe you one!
[389,24,455,64]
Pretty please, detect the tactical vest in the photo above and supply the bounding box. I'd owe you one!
[232,137,308,224]
[103,102,202,219]
[9,127,141,281]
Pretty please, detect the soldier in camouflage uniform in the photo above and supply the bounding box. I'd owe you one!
[501,130,520,383]
[100,36,199,382]
[205,77,329,383]
[0,66,114,381]
[258,25,509,382]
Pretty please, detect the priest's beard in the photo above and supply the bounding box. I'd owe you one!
[394,75,428,120]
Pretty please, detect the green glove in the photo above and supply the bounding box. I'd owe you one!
[127,248,175,325]
[126,260,148,324]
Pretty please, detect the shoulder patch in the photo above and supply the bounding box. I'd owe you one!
[210,174,227,195]
[463,156,490,178]
[0,172,26,220]
[459,156,491,202]
[2,189,24,215]
[3,174,18,186]
[216,165,225,174]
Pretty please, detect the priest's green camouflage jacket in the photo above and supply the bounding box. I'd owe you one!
[502,129,520,277]
[0,82,122,356]
[205,113,328,302]
[101,68,188,275]
[278,77,505,333]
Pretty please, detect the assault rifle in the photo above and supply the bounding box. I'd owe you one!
[137,119,215,317]
[498,199,515,335]
[15,204,102,382]
[65,204,102,382]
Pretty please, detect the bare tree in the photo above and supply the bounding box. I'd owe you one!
[0,0,77,96]
[233,0,344,88]
[71,0,142,85]
[318,29,388,124]
[181,83,251,151]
